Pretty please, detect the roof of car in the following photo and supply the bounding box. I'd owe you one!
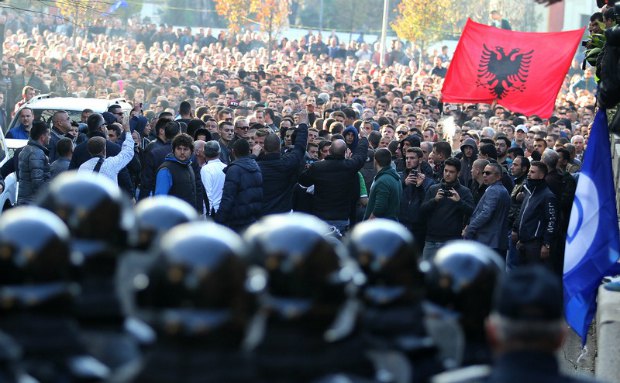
[21,94,132,113]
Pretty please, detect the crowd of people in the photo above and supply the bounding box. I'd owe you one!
[0,3,611,382]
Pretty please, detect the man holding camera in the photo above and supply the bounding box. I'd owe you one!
[420,157,475,261]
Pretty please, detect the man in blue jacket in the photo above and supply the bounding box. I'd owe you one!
[154,133,197,209]
[464,163,511,256]
[216,138,263,232]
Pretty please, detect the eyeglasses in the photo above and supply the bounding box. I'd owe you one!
[397,131,407,135]
[237,126,250,131]
[482,171,497,176]
[113,112,123,116]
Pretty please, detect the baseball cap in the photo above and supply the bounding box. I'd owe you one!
[493,265,562,321]
[515,125,528,133]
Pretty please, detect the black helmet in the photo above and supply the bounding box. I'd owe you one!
[244,213,362,326]
[0,207,77,310]
[347,219,423,305]
[423,240,504,336]
[37,171,133,249]
[135,222,253,340]
[132,196,198,250]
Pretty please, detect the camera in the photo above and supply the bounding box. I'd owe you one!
[411,169,418,177]
[440,187,453,197]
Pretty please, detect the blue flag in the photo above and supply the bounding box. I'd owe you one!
[104,0,128,16]
[564,109,620,345]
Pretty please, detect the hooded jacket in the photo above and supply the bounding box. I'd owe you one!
[459,138,478,187]
[215,156,263,231]
[342,126,359,151]
[155,153,197,209]
[363,165,402,221]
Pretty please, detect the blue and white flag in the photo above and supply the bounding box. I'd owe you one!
[564,109,620,345]
[104,0,128,16]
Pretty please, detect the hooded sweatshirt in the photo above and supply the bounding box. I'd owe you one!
[459,138,478,187]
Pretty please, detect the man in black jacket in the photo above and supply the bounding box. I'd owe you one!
[139,121,180,199]
[68,113,133,195]
[511,161,558,268]
[258,113,308,216]
[137,117,172,200]
[215,139,263,233]
[420,157,475,261]
[299,128,369,234]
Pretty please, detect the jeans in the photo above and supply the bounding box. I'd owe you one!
[506,233,520,272]
[422,241,445,262]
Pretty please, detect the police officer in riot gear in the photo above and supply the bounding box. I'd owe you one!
[423,240,504,369]
[37,172,139,374]
[0,206,109,382]
[431,265,602,383]
[243,213,375,383]
[130,222,257,383]
[117,196,199,318]
[347,219,442,383]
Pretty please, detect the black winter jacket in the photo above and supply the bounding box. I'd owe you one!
[513,181,558,245]
[17,139,50,205]
[258,124,308,215]
[299,137,369,221]
[420,181,475,242]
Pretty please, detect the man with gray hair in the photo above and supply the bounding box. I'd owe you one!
[200,140,226,216]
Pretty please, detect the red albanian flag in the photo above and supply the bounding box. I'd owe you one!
[441,19,585,118]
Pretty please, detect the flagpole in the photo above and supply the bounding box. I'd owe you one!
[379,0,389,67]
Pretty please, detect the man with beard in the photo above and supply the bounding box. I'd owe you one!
[495,136,511,171]
[420,157,474,261]
[507,156,530,270]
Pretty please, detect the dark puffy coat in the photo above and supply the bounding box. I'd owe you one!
[215,156,263,231]
[258,124,308,215]
[69,134,133,195]
[299,138,369,221]
[17,139,50,205]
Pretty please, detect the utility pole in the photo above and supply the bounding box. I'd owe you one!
[379,0,389,67]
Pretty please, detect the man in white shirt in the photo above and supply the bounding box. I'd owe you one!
[200,140,226,216]
[78,123,134,184]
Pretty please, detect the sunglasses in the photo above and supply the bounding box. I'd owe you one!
[237,126,250,131]
[482,171,497,176]
[397,131,407,135]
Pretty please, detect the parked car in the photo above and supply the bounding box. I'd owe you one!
[6,94,133,135]
[0,137,25,212]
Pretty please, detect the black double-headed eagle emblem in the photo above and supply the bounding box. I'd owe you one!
[477,44,534,99]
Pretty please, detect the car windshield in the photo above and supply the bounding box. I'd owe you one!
[7,109,84,134]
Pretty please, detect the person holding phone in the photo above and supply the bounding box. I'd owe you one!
[399,147,434,252]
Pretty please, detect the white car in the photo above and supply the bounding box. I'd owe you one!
[0,137,25,212]
[6,94,133,134]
